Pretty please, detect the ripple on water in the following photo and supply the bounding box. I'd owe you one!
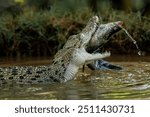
[0,61,150,99]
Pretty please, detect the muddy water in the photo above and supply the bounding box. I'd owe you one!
[0,56,150,100]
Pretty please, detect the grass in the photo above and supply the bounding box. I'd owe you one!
[0,7,150,57]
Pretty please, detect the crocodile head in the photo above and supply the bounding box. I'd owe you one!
[86,21,123,52]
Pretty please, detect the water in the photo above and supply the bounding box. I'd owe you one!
[0,56,150,100]
[118,25,143,56]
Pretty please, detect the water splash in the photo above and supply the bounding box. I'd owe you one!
[119,25,143,56]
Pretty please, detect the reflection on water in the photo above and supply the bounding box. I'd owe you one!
[0,56,150,99]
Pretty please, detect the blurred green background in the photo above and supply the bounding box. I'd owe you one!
[0,0,150,58]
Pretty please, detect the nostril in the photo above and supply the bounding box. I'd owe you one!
[116,21,123,27]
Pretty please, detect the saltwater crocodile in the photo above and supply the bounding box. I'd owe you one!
[0,16,123,84]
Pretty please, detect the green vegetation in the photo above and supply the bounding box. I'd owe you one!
[0,1,150,57]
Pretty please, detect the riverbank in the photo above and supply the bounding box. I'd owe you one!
[0,9,150,57]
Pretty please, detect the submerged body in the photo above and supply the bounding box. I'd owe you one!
[0,16,123,84]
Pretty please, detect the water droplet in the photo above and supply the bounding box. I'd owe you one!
[128,73,133,77]
[133,41,137,44]
[138,51,142,56]
[119,26,142,56]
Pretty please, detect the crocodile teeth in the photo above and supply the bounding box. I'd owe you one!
[103,51,111,57]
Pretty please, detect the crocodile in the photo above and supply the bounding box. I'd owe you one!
[0,16,123,84]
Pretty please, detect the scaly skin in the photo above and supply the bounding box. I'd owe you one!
[0,16,122,84]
